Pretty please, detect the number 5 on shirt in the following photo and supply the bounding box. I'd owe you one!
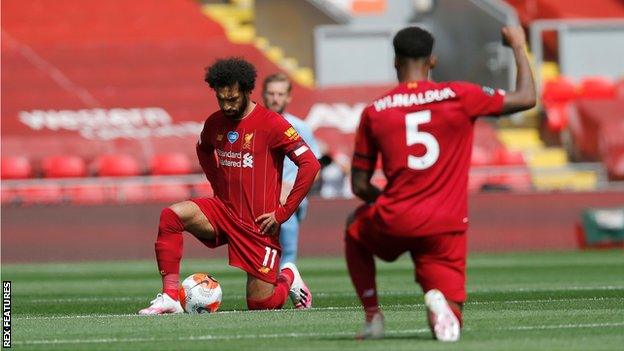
[406,110,439,170]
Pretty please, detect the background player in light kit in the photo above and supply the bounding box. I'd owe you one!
[346,26,536,340]
[139,58,320,314]
[262,73,321,266]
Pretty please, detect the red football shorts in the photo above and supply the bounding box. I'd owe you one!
[191,198,281,284]
[346,204,467,303]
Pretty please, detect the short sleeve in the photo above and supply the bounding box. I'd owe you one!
[269,114,308,157]
[452,82,506,118]
[352,108,378,171]
[297,121,321,159]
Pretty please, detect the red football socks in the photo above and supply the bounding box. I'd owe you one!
[345,235,379,316]
[246,268,293,310]
[279,267,294,287]
[155,207,185,300]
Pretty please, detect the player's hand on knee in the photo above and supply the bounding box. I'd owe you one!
[256,212,279,236]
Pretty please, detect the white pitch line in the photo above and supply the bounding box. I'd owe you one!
[24,292,624,304]
[506,322,624,331]
[473,285,624,293]
[13,296,623,321]
[23,285,624,303]
[12,328,430,345]
[12,322,624,346]
[28,296,145,303]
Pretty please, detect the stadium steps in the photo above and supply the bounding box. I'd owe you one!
[496,128,598,190]
[201,0,315,88]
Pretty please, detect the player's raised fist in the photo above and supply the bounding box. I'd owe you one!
[501,26,526,49]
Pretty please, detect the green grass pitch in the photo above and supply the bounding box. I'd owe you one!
[3,250,624,350]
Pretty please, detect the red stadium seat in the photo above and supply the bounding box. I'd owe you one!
[579,77,616,99]
[17,184,64,205]
[1,156,32,179]
[65,184,108,205]
[544,102,569,132]
[96,154,141,177]
[150,153,192,175]
[150,182,191,202]
[42,155,87,178]
[542,77,576,132]
[542,76,576,104]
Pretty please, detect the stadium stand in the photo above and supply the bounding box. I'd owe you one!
[506,0,624,59]
[568,98,624,179]
[2,0,621,206]
[1,0,388,172]
[501,0,623,189]
[150,153,192,175]
[95,154,141,177]
[541,76,576,131]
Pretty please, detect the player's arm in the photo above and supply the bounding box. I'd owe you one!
[501,26,536,114]
[276,146,320,221]
[299,121,323,183]
[351,167,381,203]
[351,108,381,203]
[258,147,319,234]
[196,127,219,187]
[256,119,320,234]
[280,120,321,204]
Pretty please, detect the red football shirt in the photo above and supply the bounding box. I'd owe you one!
[352,80,505,237]
[196,103,318,229]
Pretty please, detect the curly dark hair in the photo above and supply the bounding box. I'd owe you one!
[393,26,434,60]
[204,57,257,92]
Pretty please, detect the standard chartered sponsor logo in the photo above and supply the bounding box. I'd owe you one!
[216,149,242,159]
[219,158,242,167]
[243,153,253,168]
[217,149,253,168]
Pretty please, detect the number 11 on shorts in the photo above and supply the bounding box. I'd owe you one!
[262,246,277,269]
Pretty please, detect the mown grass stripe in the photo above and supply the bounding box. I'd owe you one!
[14,322,624,346]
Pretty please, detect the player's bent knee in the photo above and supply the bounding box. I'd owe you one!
[168,201,196,224]
[168,201,216,237]
[159,207,185,233]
